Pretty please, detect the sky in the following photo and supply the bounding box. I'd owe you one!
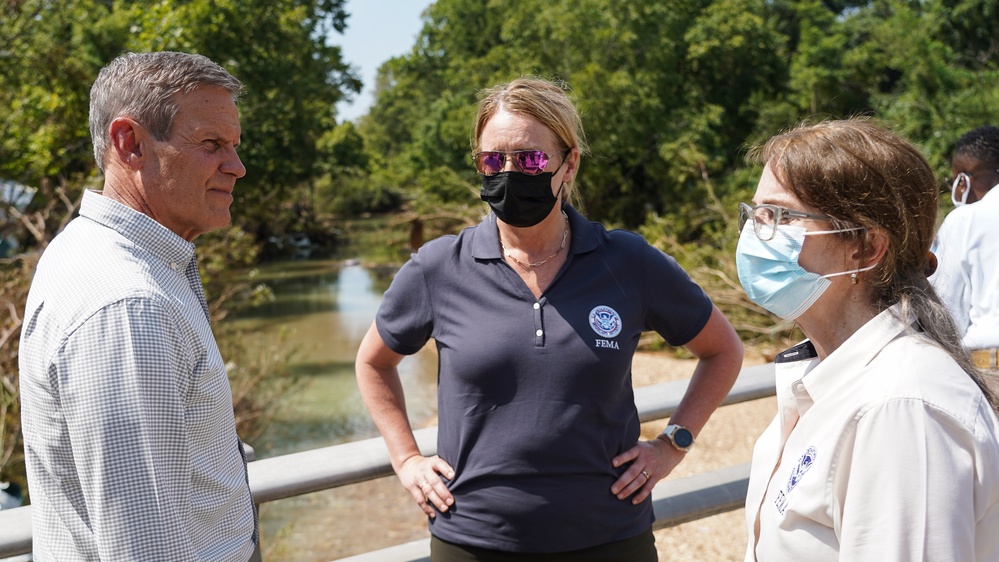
[334,0,433,123]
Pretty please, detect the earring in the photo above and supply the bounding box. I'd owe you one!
[851,273,858,285]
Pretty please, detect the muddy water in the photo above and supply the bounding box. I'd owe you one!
[231,259,439,559]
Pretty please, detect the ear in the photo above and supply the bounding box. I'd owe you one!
[853,228,889,268]
[109,118,145,170]
[562,147,580,184]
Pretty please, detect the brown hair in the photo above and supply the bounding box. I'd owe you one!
[472,77,589,206]
[750,118,998,410]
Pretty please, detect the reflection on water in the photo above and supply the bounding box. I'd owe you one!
[233,259,440,558]
[233,259,439,458]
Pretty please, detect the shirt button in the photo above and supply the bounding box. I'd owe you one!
[792,381,805,394]
[535,329,543,337]
[533,302,540,310]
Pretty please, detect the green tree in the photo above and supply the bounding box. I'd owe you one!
[359,0,787,231]
[115,0,362,239]
[0,0,120,189]
[354,0,999,347]
[1,0,362,245]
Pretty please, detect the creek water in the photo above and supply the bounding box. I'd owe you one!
[230,257,439,557]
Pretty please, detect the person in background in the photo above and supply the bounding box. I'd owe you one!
[18,51,257,561]
[355,76,744,561]
[738,118,999,561]
[930,125,999,371]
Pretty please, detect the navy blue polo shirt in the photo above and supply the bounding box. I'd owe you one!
[375,205,713,553]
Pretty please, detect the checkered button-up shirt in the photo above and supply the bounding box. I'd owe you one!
[19,190,256,561]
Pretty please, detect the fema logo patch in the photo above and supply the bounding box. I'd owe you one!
[589,306,622,338]
[787,446,817,493]
[775,446,817,516]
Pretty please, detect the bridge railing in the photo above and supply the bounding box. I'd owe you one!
[0,363,776,561]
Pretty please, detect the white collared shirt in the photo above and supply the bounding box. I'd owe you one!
[19,190,256,561]
[744,306,999,561]
[930,185,999,348]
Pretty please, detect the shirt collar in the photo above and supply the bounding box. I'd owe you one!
[79,189,197,269]
[980,183,999,202]
[471,204,599,260]
[784,304,911,406]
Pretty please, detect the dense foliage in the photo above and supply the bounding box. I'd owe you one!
[357,0,999,231]
[350,0,999,351]
[0,0,362,243]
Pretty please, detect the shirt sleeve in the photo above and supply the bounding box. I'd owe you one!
[837,398,978,561]
[930,213,972,336]
[641,243,713,346]
[56,298,199,561]
[376,251,435,355]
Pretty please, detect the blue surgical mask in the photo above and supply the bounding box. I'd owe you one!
[736,223,875,320]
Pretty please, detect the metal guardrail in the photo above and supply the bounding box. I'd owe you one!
[337,462,754,562]
[0,363,776,560]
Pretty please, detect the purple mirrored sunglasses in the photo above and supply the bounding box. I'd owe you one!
[473,149,569,176]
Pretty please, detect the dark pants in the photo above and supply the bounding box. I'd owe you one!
[430,528,658,562]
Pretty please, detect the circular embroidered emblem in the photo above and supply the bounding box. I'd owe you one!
[787,446,817,492]
[589,306,622,338]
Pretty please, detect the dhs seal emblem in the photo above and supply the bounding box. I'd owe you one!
[776,446,817,515]
[787,446,817,493]
[589,306,622,338]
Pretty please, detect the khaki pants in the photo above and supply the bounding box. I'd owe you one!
[972,348,999,370]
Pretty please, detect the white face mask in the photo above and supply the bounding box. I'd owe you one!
[951,172,971,206]
[736,223,878,320]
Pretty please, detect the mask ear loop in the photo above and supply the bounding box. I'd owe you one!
[552,150,573,205]
[951,173,971,206]
[813,226,879,285]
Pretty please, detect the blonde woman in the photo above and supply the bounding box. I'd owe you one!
[356,77,744,561]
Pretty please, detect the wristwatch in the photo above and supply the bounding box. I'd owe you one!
[661,424,694,452]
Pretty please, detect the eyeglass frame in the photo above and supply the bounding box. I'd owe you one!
[472,148,571,177]
[738,202,834,241]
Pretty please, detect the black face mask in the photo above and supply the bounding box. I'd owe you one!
[480,171,563,227]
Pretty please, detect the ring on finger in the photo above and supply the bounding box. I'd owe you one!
[641,470,650,481]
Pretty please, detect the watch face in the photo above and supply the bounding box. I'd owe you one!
[673,428,694,448]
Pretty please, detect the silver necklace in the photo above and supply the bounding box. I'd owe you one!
[500,211,569,269]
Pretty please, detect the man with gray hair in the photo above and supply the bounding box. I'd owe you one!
[19,51,257,561]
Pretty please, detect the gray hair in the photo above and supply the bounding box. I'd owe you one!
[89,51,243,171]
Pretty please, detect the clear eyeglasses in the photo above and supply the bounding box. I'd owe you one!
[738,202,833,241]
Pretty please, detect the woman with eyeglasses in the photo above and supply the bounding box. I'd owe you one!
[930,125,999,372]
[355,76,743,561]
[738,119,999,561]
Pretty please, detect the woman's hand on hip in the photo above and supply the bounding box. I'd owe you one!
[398,454,456,518]
[610,437,683,504]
